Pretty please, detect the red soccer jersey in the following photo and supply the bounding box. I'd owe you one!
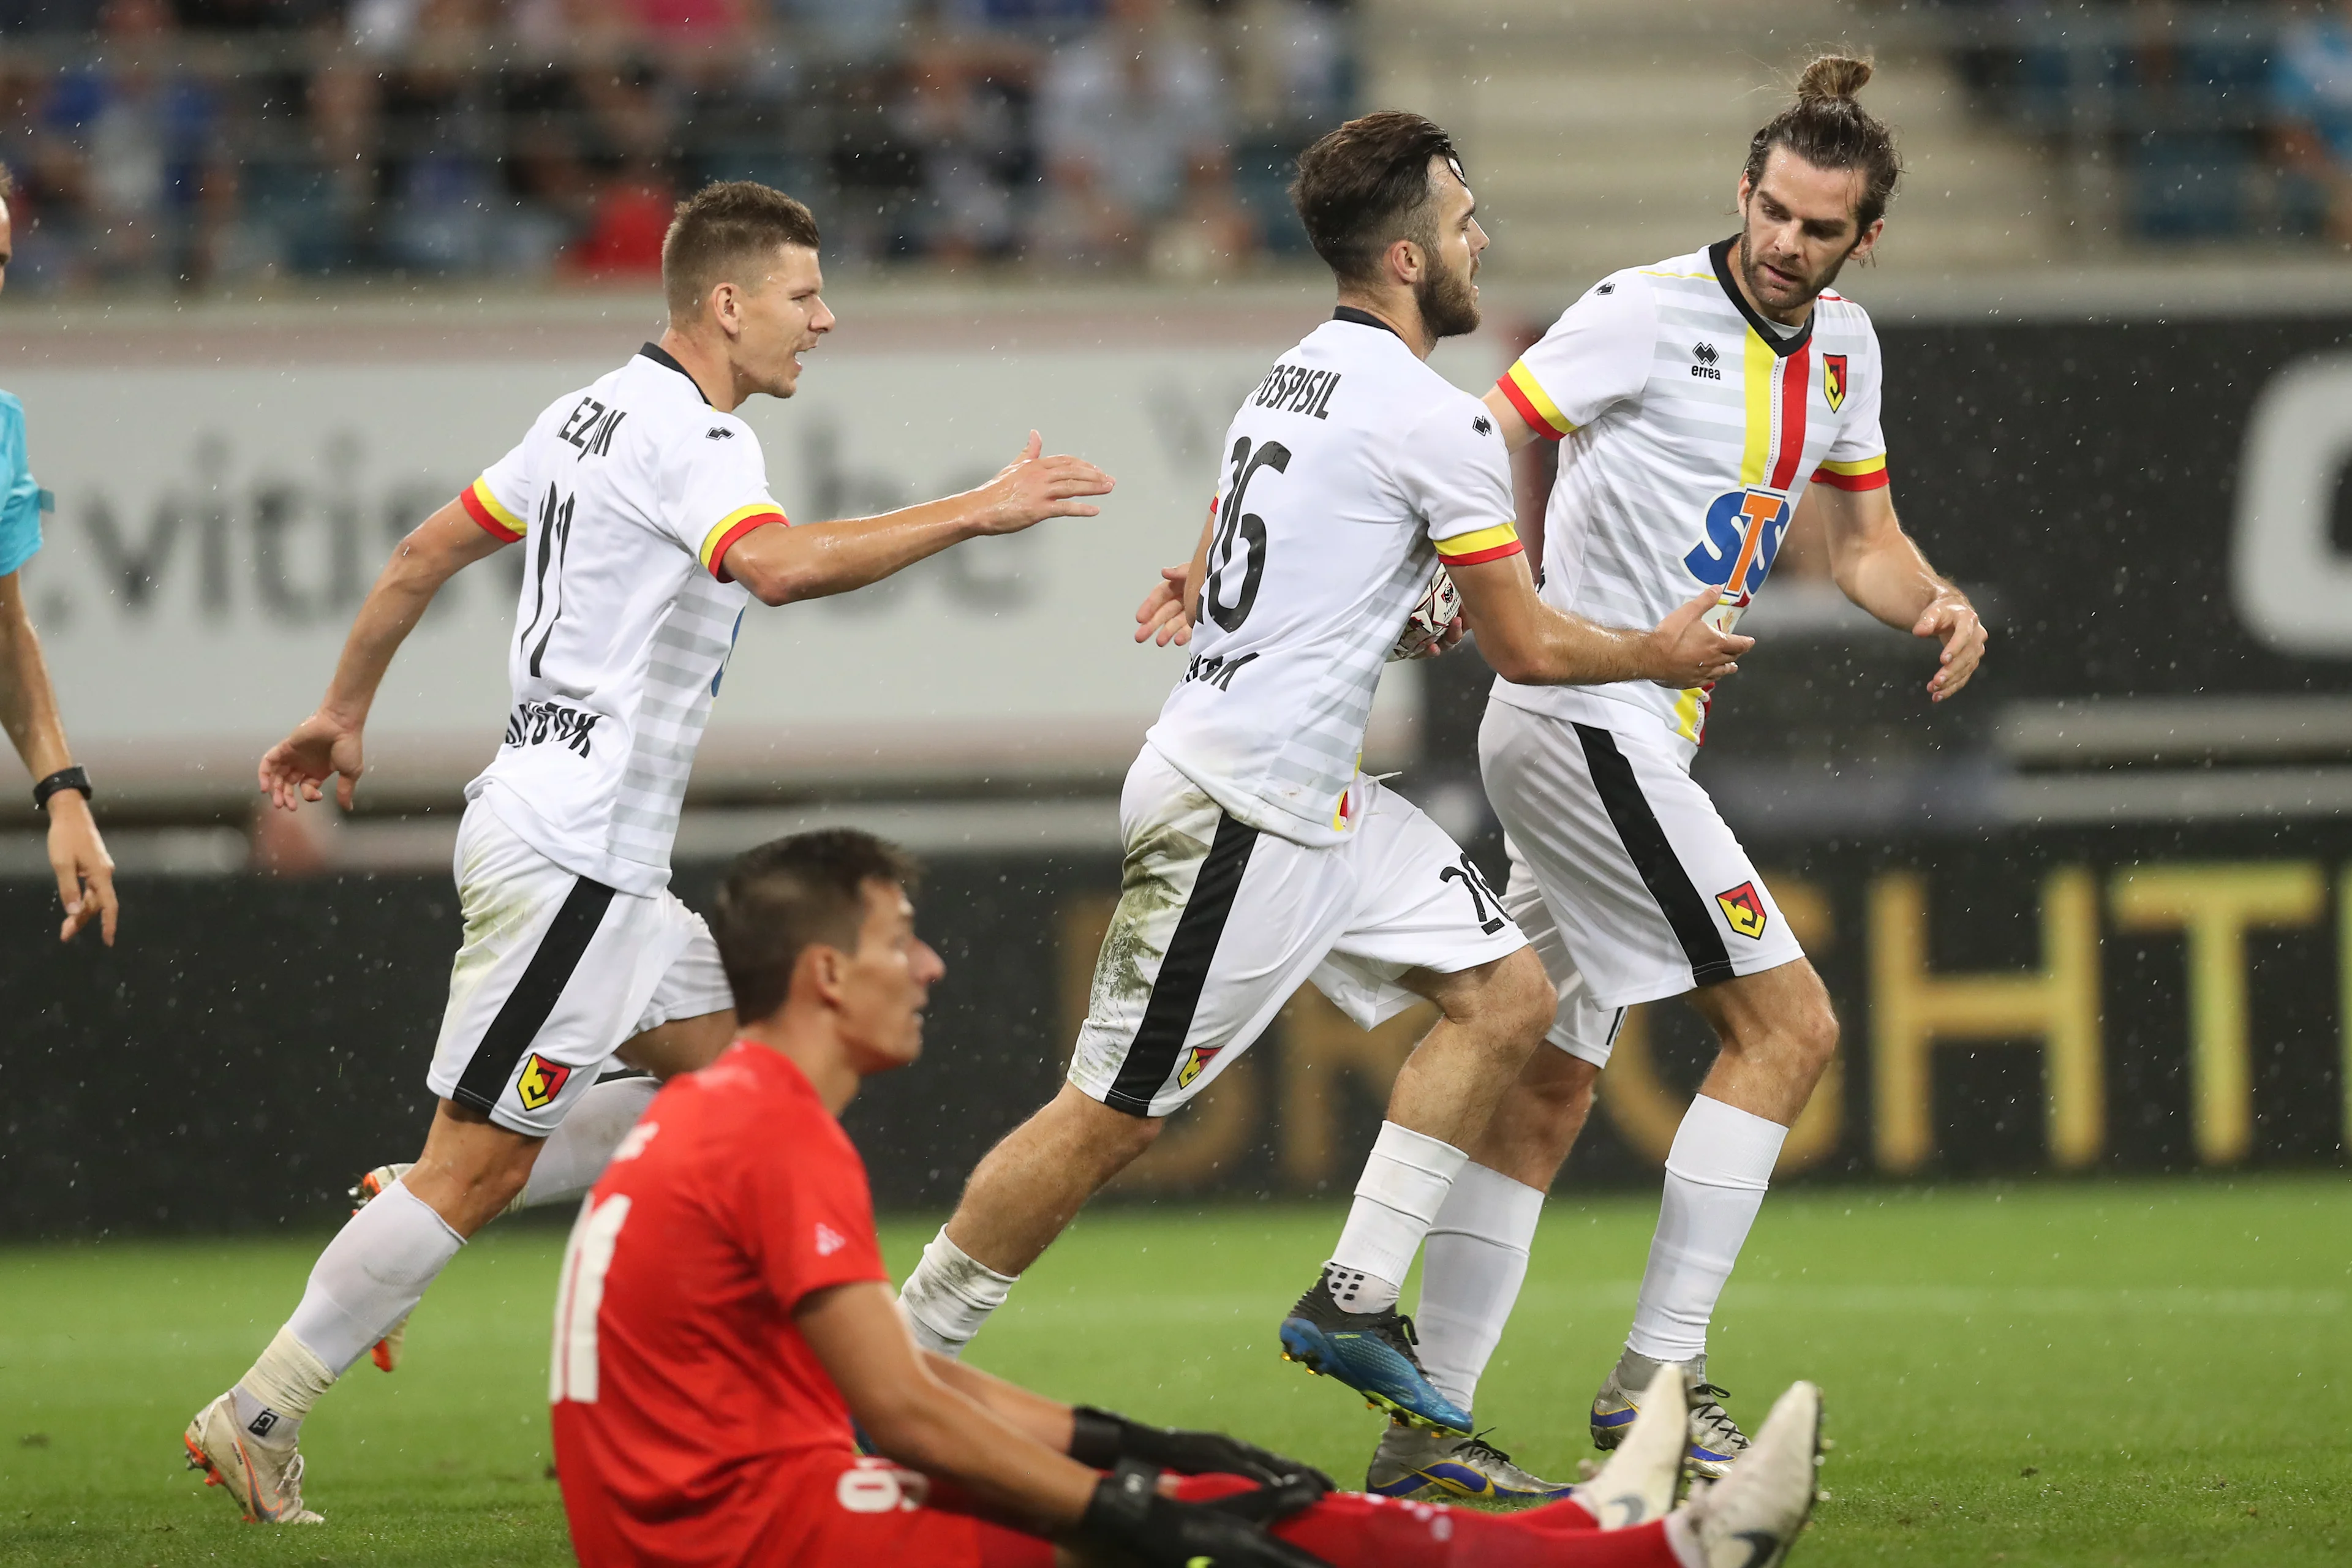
[551,1041,890,1568]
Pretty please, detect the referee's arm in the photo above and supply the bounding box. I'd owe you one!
[0,568,116,944]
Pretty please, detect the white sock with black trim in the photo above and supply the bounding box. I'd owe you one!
[1325,1121,1469,1316]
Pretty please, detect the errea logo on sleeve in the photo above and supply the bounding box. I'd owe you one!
[814,1223,848,1257]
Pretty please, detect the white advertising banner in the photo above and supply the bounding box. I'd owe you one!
[6,303,1496,804]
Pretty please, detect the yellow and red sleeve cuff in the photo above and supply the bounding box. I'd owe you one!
[1811,454,1890,492]
[699,503,789,581]
[1496,362,1574,442]
[461,477,526,542]
[1434,520,1524,567]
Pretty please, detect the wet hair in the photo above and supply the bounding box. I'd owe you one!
[662,180,821,320]
[1742,54,1902,232]
[712,829,920,1023]
[1290,110,1466,286]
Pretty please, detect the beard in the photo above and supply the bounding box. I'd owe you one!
[1738,229,1852,315]
[1414,254,1482,340]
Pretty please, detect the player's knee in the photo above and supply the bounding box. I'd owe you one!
[1492,948,1559,1046]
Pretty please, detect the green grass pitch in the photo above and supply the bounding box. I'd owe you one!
[2,1176,2344,1567]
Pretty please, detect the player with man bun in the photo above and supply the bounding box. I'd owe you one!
[181,181,1115,1525]
[1384,56,1989,1496]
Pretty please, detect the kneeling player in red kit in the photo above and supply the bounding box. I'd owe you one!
[548,829,1826,1568]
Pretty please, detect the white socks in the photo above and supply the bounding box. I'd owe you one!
[1625,1095,1785,1364]
[513,1075,660,1210]
[277,1178,466,1381]
[230,1327,334,1444]
[1414,1161,1545,1417]
[1325,1121,1469,1316]
[897,1227,1019,1357]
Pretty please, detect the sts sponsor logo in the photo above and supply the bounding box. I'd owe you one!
[1683,489,1791,602]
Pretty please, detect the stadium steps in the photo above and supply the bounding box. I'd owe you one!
[1359,0,2062,287]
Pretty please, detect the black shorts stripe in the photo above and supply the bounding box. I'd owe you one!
[1572,724,1734,988]
[451,873,619,1116]
[1102,810,1261,1116]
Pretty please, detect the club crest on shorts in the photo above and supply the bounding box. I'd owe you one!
[1715,882,1768,940]
[515,1052,573,1111]
[1176,1044,1223,1090]
[1823,353,1849,413]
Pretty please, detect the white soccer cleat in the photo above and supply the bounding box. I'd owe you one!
[349,1164,417,1371]
[1572,1361,1687,1528]
[1681,1381,1823,1567]
[182,1392,323,1525]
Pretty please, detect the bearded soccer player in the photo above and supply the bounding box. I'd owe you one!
[1409,56,1989,1486]
[181,182,1115,1525]
[550,828,1826,1568]
[896,110,1750,1502]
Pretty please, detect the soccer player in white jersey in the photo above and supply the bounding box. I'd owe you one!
[897,112,1749,1492]
[1419,56,1992,1487]
[181,182,1114,1525]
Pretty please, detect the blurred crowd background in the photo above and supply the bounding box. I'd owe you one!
[0,0,2349,296]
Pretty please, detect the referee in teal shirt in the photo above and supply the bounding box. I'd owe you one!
[0,165,116,944]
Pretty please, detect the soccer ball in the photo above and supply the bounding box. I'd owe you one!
[1388,567,1463,662]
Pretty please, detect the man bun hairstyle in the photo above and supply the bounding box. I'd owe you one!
[1743,53,1902,232]
[1291,110,1465,286]
[712,829,920,1025]
[662,180,822,320]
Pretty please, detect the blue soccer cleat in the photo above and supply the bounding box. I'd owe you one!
[1278,1276,1473,1435]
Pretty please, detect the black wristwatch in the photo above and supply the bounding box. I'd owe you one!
[33,765,92,811]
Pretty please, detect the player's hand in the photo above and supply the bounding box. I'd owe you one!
[1402,612,1466,660]
[1915,592,1988,702]
[1643,584,1754,688]
[1079,1462,1333,1568]
[45,790,117,945]
[1070,1407,1336,1491]
[260,709,366,812]
[975,431,1115,535]
[1135,564,1194,647]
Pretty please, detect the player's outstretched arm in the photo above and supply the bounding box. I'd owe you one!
[722,432,1113,608]
[800,1283,1329,1566]
[0,569,116,944]
[258,499,509,813]
[1804,484,1988,701]
[1449,551,1751,688]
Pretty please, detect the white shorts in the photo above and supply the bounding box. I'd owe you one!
[1066,744,1529,1118]
[1479,699,1804,1038]
[424,800,733,1136]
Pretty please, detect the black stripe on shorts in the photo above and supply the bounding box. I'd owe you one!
[451,873,619,1116]
[1572,723,1735,989]
[1102,810,1260,1116]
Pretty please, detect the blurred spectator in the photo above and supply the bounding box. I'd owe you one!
[38,0,219,284]
[1033,0,1232,267]
[1148,149,1256,278]
[570,156,673,276]
[897,41,1028,264]
[2274,0,2352,242]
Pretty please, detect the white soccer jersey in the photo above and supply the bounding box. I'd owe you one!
[1145,309,1525,846]
[456,344,786,894]
[1491,239,1891,751]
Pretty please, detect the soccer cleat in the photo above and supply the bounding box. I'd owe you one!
[1277,1276,1472,1434]
[1570,1362,1687,1528]
[1365,1422,1574,1504]
[351,1164,415,1371]
[1592,1348,1749,1482]
[1680,1381,1823,1567]
[182,1392,323,1524]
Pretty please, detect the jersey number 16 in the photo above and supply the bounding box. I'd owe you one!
[1202,437,1291,633]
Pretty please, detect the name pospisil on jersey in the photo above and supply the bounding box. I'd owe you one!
[454,344,787,896]
[1143,309,1523,847]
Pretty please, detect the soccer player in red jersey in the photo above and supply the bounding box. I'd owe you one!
[549,829,1828,1568]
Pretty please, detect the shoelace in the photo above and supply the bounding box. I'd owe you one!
[1687,1382,1748,1453]
[1456,1430,1521,1469]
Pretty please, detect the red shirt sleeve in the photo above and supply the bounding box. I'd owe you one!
[744,1115,889,1311]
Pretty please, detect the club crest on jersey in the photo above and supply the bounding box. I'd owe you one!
[515,1052,573,1112]
[1716,883,1768,940]
[1684,490,1790,597]
[1823,354,1849,412]
[1176,1044,1224,1090]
